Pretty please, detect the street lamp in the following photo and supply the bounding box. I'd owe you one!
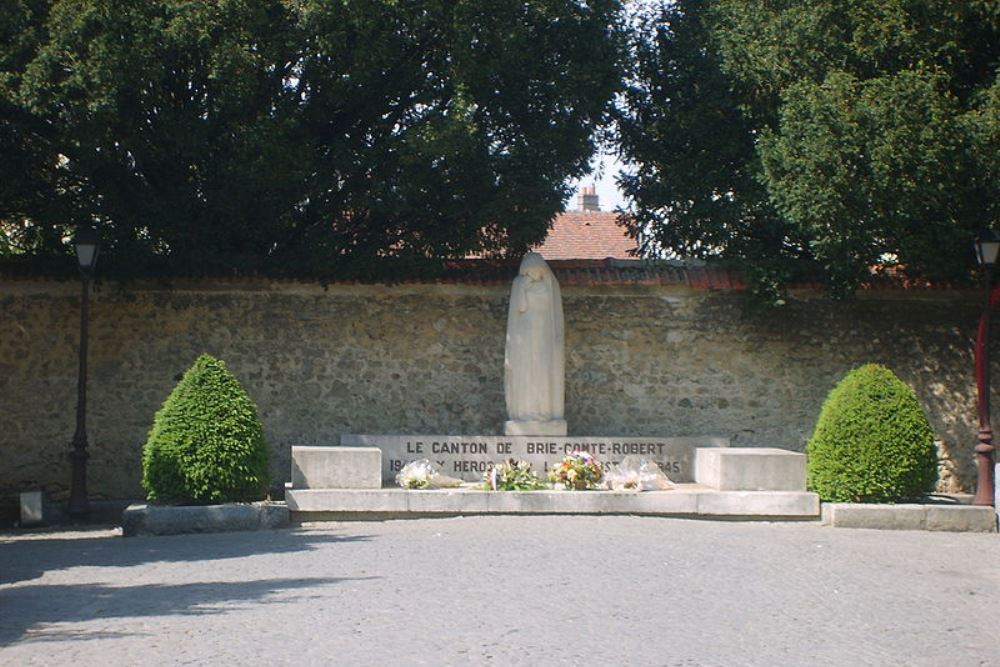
[68,224,99,519]
[973,228,999,507]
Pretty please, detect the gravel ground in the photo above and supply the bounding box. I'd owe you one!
[1,516,999,666]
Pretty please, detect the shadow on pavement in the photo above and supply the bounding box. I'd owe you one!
[0,575,375,646]
[0,528,372,586]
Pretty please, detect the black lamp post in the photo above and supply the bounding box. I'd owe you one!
[973,228,999,507]
[68,224,99,519]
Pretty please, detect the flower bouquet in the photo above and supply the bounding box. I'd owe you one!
[603,455,675,492]
[396,459,463,489]
[483,459,547,491]
[548,450,603,490]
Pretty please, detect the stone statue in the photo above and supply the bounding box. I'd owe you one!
[504,252,567,436]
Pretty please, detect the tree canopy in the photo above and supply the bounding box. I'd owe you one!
[1,0,624,279]
[616,0,999,300]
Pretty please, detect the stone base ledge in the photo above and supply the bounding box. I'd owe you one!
[821,503,997,533]
[285,486,819,521]
[122,502,290,537]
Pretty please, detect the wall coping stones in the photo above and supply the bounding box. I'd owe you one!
[0,272,979,301]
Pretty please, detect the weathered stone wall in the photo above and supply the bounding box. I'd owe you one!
[0,278,987,502]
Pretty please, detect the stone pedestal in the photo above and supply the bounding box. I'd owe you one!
[503,419,567,437]
[695,447,806,491]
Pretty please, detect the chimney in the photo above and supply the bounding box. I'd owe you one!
[577,184,600,212]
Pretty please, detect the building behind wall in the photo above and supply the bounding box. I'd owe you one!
[534,184,637,260]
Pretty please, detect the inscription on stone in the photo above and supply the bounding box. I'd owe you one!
[341,435,729,484]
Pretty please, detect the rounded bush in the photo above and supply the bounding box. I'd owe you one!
[807,364,938,503]
[142,354,270,504]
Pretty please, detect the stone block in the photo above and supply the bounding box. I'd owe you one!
[285,489,409,513]
[504,419,568,436]
[291,446,381,489]
[822,502,997,532]
[19,490,45,526]
[924,505,996,533]
[544,491,611,514]
[342,434,728,483]
[122,502,289,537]
[597,490,700,515]
[406,489,490,514]
[821,503,926,531]
[695,447,806,491]
[483,491,546,513]
[697,491,819,518]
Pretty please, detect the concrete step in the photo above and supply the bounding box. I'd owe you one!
[285,485,820,520]
[122,502,290,537]
[821,502,997,533]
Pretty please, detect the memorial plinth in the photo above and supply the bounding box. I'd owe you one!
[284,440,820,521]
[286,486,820,520]
[339,434,729,484]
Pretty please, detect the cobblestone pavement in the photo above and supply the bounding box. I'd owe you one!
[1,516,999,667]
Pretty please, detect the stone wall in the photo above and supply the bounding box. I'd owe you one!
[0,277,988,503]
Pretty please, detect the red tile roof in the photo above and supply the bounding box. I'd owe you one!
[533,211,636,260]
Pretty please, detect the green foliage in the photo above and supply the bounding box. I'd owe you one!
[142,354,270,504]
[1,0,625,279]
[614,0,805,306]
[757,69,990,297]
[806,364,938,503]
[617,0,999,299]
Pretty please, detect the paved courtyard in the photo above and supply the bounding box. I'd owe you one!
[1,516,998,666]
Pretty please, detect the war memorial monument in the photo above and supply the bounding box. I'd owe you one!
[285,253,817,519]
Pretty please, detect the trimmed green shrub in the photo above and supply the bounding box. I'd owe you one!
[142,354,270,504]
[807,364,938,503]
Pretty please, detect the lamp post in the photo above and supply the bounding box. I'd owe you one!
[67,224,99,519]
[973,228,1000,507]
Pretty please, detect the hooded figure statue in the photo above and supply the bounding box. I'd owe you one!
[503,252,567,436]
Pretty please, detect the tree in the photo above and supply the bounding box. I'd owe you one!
[142,353,270,504]
[807,363,938,503]
[615,0,808,303]
[1,0,625,279]
[617,0,999,299]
